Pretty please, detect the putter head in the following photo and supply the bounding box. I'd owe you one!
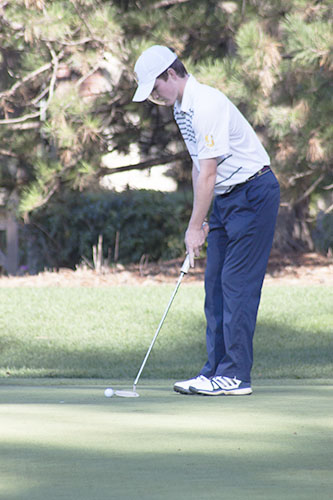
[115,389,139,398]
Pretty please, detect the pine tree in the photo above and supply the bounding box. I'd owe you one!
[122,0,333,250]
[0,0,332,252]
[0,0,135,214]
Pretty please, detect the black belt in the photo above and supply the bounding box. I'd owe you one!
[246,165,271,182]
[218,166,271,197]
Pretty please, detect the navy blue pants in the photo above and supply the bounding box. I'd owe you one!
[199,170,280,383]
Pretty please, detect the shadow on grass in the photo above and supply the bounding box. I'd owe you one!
[1,440,332,500]
[0,383,332,500]
[253,321,333,379]
[1,314,332,379]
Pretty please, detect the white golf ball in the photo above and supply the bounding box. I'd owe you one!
[104,388,114,398]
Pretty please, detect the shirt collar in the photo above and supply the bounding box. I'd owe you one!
[174,74,197,113]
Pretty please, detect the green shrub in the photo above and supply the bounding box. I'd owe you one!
[21,189,193,273]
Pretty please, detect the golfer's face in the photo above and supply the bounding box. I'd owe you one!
[149,75,178,106]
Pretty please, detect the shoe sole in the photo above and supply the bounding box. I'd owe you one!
[174,385,196,395]
[190,386,253,396]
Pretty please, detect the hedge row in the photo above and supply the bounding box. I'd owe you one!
[21,189,193,273]
[19,189,333,274]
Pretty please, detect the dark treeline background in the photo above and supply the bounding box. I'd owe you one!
[0,0,332,270]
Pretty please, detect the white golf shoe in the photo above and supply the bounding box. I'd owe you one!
[173,375,209,395]
[189,376,252,396]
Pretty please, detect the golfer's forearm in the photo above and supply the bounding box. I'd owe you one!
[189,184,214,229]
[189,159,216,230]
[192,163,199,190]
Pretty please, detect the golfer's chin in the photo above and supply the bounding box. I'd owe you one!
[149,96,175,107]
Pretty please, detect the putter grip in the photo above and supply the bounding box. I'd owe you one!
[181,254,191,274]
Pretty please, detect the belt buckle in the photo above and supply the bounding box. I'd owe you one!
[253,166,270,180]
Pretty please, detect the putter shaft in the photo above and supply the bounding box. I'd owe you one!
[132,255,190,389]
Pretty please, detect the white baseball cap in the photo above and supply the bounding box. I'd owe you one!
[132,45,177,102]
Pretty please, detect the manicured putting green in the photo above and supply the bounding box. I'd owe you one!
[0,379,332,500]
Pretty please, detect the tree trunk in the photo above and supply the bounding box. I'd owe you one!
[273,202,314,253]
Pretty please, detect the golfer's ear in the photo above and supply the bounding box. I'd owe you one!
[167,68,177,79]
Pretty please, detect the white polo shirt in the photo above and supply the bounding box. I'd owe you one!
[173,75,270,195]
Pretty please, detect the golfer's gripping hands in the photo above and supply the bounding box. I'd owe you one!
[185,221,209,268]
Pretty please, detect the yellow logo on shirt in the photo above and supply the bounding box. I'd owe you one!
[205,134,215,148]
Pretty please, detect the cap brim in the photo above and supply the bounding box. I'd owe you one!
[132,79,155,102]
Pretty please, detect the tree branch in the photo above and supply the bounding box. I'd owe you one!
[155,0,190,7]
[324,203,333,214]
[75,63,101,90]
[8,121,41,130]
[24,181,60,220]
[43,36,93,46]
[69,0,95,38]
[23,164,73,216]
[0,148,18,157]
[96,151,188,177]
[30,86,50,106]
[45,43,60,107]
[294,173,325,205]
[0,62,52,100]
[288,170,314,185]
[0,112,40,125]
[0,46,64,126]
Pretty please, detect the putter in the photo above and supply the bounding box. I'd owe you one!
[115,254,191,398]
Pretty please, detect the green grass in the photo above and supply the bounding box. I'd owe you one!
[0,379,332,500]
[0,284,332,379]
[0,283,332,499]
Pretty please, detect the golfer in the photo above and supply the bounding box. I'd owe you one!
[133,45,280,396]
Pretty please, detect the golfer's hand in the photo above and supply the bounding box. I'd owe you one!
[185,222,209,267]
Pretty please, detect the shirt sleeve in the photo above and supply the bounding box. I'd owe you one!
[193,90,231,161]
